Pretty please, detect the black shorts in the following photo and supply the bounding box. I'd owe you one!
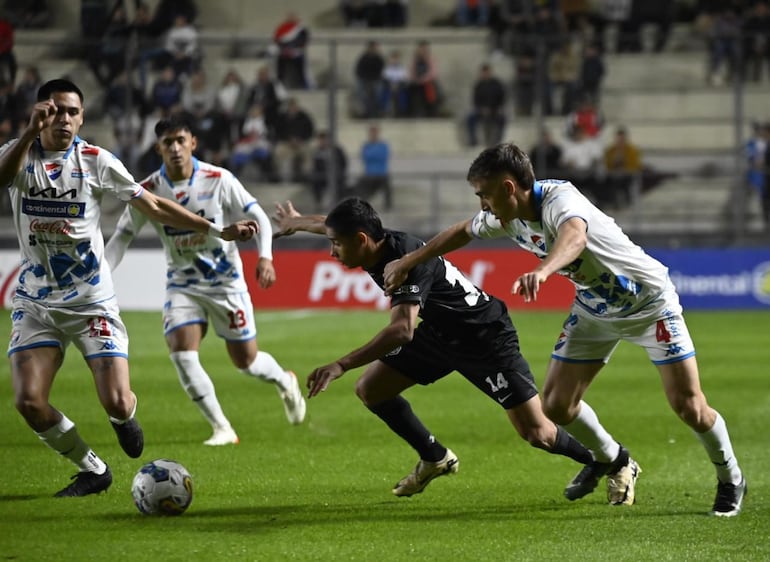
[380,320,538,409]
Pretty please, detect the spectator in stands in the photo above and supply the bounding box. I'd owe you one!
[560,124,603,203]
[353,123,392,210]
[548,39,581,115]
[742,1,770,83]
[246,65,287,140]
[231,103,278,182]
[383,0,409,27]
[309,131,348,211]
[0,78,18,134]
[566,95,604,139]
[499,0,534,55]
[381,49,409,117]
[340,1,369,27]
[466,63,506,147]
[272,11,311,90]
[513,49,536,117]
[139,13,201,91]
[215,69,248,143]
[456,0,491,26]
[145,0,198,37]
[528,127,563,178]
[603,126,642,209]
[273,98,315,183]
[12,65,40,127]
[578,42,605,103]
[705,7,741,86]
[0,16,17,86]
[354,41,386,119]
[103,71,151,124]
[747,121,769,228]
[408,40,442,117]
[3,0,50,28]
[88,4,132,88]
[182,69,215,117]
[150,65,184,117]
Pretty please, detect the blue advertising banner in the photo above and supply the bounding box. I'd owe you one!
[648,249,770,310]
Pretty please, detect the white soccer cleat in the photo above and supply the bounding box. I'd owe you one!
[392,449,459,497]
[279,371,306,425]
[203,426,240,446]
[607,457,641,506]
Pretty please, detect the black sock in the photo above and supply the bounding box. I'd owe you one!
[367,396,446,462]
[550,426,594,465]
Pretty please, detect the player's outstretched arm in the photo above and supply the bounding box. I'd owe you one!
[383,219,474,295]
[272,200,327,238]
[130,190,257,241]
[306,303,419,398]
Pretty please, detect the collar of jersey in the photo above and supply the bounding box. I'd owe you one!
[35,135,81,160]
[532,180,543,220]
[160,157,200,187]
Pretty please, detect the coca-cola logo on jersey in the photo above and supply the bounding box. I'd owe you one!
[29,218,71,235]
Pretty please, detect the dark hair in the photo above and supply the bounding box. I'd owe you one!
[36,79,84,103]
[154,114,195,138]
[466,143,535,189]
[325,197,385,241]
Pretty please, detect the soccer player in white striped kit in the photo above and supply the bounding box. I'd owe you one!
[384,143,746,516]
[106,115,305,446]
[2,79,257,497]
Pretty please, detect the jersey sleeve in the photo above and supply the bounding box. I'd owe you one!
[541,187,590,232]
[100,150,144,202]
[389,259,434,308]
[469,210,506,239]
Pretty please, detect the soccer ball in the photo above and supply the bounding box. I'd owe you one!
[131,459,193,516]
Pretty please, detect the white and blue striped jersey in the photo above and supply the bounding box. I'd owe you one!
[2,136,143,307]
[470,179,670,316]
[109,158,263,295]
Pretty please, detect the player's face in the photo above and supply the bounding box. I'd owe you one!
[325,228,366,269]
[39,92,84,151]
[472,175,516,222]
[157,128,197,173]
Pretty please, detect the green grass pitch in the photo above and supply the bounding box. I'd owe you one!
[0,309,768,561]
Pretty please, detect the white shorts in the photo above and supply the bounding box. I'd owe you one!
[8,296,129,359]
[552,283,696,365]
[163,290,256,342]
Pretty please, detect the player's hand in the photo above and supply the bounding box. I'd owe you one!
[256,257,276,289]
[221,220,258,241]
[28,100,57,133]
[383,258,408,296]
[306,361,345,398]
[511,271,548,302]
[272,201,302,239]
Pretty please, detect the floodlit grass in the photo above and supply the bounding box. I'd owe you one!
[0,309,768,561]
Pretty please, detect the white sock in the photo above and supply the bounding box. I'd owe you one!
[563,401,620,463]
[37,414,107,474]
[694,412,742,485]
[170,351,232,430]
[241,351,292,392]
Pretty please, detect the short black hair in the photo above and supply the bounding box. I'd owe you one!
[154,114,195,138]
[325,197,385,242]
[467,143,536,189]
[36,79,84,103]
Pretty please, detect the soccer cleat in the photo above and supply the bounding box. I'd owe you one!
[203,426,240,446]
[279,371,306,425]
[564,444,633,502]
[607,457,641,505]
[392,448,459,497]
[54,467,113,497]
[710,477,747,517]
[111,417,144,458]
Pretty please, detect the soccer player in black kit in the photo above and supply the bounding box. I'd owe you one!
[273,198,592,497]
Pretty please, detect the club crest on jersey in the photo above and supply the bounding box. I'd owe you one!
[45,162,63,180]
[175,191,190,205]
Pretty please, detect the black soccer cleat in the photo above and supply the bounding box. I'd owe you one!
[54,466,113,497]
[564,444,631,501]
[710,476,747,517]
[111,418,144,458]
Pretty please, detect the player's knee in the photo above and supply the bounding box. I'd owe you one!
[14,394,46,421]
[541,394,571,425]
[520,426,553,450]
[671,394,710,430]
[354,377,376,406]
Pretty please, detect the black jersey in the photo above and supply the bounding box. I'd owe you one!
[364,230,510,336]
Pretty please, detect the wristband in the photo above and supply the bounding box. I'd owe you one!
[208,222,224,238]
